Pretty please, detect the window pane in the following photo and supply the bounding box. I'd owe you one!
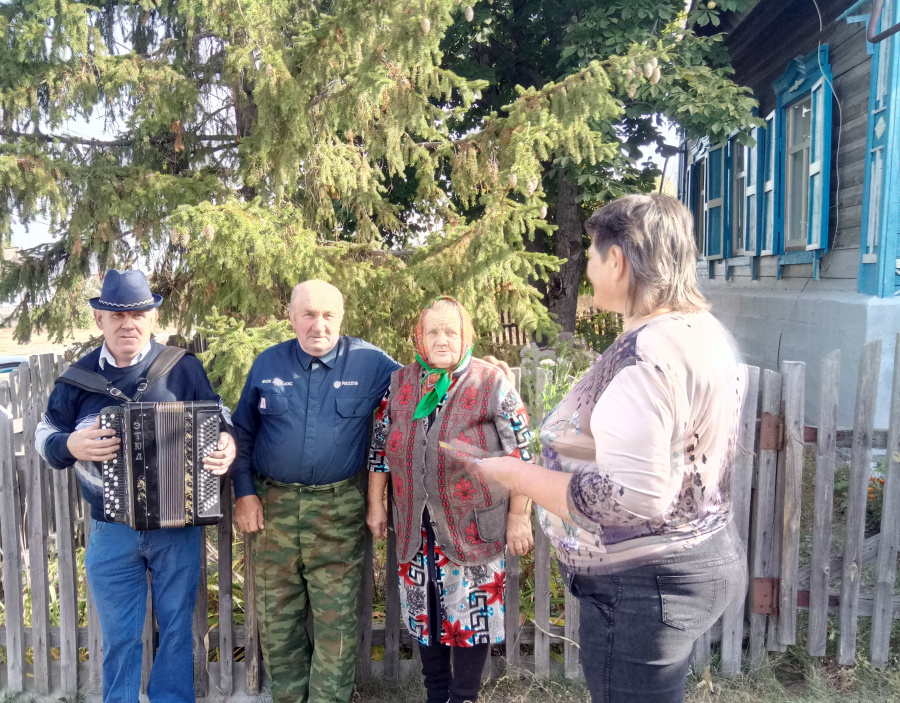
[788,99,812,147]
[694,161,706,255]
[747,193,757,253]
[786,149,809,246]
[708,148,723,200]
[708,207,722,257]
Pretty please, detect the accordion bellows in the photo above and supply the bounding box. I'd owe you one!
[99,401,223,529]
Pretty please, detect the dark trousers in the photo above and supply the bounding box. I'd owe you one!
[419,640,489,703]
[565,524,747,703]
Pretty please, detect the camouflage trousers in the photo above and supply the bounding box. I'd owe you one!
[253,475,365,703]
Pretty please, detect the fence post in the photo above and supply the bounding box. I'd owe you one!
[533,527,551,679]
[0,407,25,690]
[870,334,900,667]
[563,587,580,679]
[720,365,760,676]
[24,401,52,693]
[141,578,155,695]
[384,494,401,679]
[355,472,375,683]
[244,533,261,693]
[218,481,235,695]
[84,501,104,686]
[193,530,210,697]
[504,553,522,676]
[808,350,840,657]
[53,458,80,693]
[778,361,805,646]
[838,339,882,666]
[748,368,782,666]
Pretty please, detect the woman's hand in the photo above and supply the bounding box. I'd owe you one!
[506,512,533,556]
[366,504,388,540]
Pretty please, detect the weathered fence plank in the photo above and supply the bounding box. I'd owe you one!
[194,529,211,697]
[24,402,52,693]
[355,476,375,683]
[52,460,80,693]
[244,534,261,693]
[692,628,712,672]
[0,407,25,690]
[218,482,235,694]
[141,579,155,694]
[839,339,882,666]
[721,365,760,676]
[778,361,805,646]
[749,369,782,665]
[384,495,401,679]
[84,501,104,686]
[563,587,581,679]
[533,527,551,679]
[504,553,522,675]
[870,334,900,667]
[808,350,840,656]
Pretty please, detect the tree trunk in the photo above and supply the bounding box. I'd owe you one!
[548,173,584,333]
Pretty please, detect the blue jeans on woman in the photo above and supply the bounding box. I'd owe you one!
[564,524,747,703]
[85,519,202,703]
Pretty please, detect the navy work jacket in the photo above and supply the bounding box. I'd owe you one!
[231,336,400,498]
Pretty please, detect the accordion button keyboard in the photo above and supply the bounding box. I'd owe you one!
[100,412,127,521]
[197,415,221,516]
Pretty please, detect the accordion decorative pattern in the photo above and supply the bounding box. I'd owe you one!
[99,400,223,530]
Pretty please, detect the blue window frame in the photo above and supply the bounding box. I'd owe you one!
[858,0,900,298]
[771,46,833,257]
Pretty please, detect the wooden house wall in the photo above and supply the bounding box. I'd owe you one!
[704,0,871,291]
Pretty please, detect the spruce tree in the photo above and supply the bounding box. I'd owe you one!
[0,0,757,405]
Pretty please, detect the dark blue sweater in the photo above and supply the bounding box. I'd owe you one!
[40,341,224,521]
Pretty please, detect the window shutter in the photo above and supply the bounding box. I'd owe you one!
[745,127,759,255]
[807,75,833,250]
[761,113,776,254]
[706,144,725,259]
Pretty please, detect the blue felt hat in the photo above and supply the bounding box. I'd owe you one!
[89,270,164,311]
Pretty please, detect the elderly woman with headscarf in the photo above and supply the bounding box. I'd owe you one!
[475,194,748,703]
[366,297,533,703]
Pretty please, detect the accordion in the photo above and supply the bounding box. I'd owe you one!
[98,401,224,530]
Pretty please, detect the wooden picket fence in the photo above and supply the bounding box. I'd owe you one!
[0,335,898,698]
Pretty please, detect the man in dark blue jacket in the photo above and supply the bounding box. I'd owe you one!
[36,269,235,703]
[232,279,400,703]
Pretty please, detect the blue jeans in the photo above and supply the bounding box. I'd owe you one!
[564,525,747,703]
[85,519,202,703]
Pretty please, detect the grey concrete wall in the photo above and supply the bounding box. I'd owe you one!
[701,286,900,428]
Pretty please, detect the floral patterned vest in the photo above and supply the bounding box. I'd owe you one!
[385,358,509,565]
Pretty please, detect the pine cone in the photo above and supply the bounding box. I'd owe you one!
[525,179,538,196]
[465,6,474,22]
[650,67,661,85]
[180,230,191,248]
[539,205,548,219]
[507,173,518,189]
[643,62,654,79]
[627,84,637,99]
[203,223,215,242]
[421,17,431,34]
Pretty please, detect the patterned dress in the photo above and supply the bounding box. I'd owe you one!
[369,371,532,647]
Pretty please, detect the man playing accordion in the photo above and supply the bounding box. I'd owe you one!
[36,269,235,703]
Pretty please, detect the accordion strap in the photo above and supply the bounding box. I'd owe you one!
[55,346,190,402]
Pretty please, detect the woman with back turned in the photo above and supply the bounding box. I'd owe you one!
[477,194,748,703]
